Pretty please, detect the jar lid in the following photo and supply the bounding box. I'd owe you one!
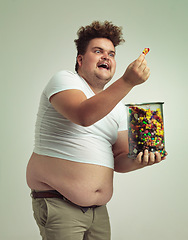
[125,102,164,106]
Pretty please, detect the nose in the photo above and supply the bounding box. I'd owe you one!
[101,51,109,60]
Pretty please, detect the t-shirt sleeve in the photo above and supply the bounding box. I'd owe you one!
[118,102,128,131]
[44,71,83,100]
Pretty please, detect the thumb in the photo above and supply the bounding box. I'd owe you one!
[138,53,145,61]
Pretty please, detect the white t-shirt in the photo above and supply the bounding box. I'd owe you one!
[34,70,127,169]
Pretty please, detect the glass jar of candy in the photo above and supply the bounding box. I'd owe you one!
[126,102,166,158]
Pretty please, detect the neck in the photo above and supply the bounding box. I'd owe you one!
[80,76,104,94]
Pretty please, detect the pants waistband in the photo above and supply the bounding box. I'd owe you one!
[31,190,100,213]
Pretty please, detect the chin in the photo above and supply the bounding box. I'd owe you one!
[97,72,112,81]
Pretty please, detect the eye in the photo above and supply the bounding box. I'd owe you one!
[109,53,115,58]
[95,50,101,54]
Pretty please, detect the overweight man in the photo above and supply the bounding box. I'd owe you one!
[26,20,166,240]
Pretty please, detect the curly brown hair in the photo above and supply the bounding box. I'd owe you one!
[74,21,125,72]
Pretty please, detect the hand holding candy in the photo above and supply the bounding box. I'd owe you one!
[122,49,150,87]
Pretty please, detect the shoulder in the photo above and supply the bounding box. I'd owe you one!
[44,70,83,100]
[51,70,80,83]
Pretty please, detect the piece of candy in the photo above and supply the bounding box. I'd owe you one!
[142,48,150,55]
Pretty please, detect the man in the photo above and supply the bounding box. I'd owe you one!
[26,21,166,240]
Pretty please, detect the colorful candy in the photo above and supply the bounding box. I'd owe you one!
[142,48,150,55]
[126,103,166,158]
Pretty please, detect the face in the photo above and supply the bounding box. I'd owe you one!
[77,38,116,92]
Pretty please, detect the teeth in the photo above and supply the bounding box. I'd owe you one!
[98,63,109,69]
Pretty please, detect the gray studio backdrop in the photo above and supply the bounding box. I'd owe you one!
[1,0,188,239]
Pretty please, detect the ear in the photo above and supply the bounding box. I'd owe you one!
[77,55,83,68]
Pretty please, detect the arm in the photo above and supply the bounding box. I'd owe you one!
[113,131,166,173]
[50,79,133,127]
[50,54,150,127]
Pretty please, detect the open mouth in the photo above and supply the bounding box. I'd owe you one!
[97,63,110,70]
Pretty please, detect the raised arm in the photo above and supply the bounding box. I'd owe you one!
[50,54,150,126]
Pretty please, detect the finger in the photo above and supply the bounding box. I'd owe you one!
[139,53,145,60]
[161,152,168,160]
[155,152,162,163]
[138,64,147,73]
[148,152,155,165]
[139,58,147,67]
[134,54,145,68]
[138,59,148,72]
[142,66,150,79]
[135,151,143,164]
[142,149,149,165]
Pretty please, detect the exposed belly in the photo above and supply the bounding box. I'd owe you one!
[26,153,114,206]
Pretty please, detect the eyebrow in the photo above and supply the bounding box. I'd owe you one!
[92,47,116,55]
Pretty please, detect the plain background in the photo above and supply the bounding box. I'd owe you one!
[1,0,187,239]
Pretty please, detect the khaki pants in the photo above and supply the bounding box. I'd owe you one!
[32,197,111,240]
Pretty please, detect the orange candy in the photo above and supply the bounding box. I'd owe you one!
[142,48,150,55]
